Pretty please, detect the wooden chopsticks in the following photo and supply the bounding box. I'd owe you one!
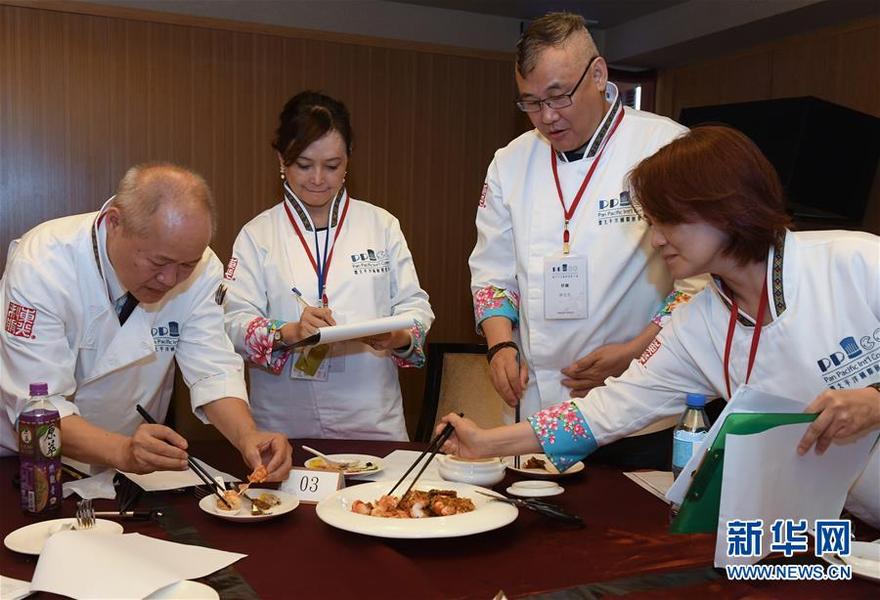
[388,412,463,498]
[135,405,231,508]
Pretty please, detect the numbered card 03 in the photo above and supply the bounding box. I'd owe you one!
[280,468,345,504]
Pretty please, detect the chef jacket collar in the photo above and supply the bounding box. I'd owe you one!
[555,82,622,164]
[282,181,345,233]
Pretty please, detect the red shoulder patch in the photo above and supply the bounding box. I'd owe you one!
[638,337,662,366]
[478,182,489,208]
[224,257,239,281]
[5,302,37,339]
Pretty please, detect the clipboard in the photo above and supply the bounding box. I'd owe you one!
[669,411,817,534]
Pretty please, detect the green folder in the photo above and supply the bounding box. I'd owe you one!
[669,412,818,534]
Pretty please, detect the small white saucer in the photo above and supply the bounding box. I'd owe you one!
[507,480,564,498]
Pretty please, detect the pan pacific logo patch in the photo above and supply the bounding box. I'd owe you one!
[597,191,641,226]
[351,248,390,275]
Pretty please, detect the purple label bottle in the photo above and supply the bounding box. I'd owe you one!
[19,382,62,514]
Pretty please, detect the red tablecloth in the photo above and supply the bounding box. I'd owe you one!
[1,439,875,599]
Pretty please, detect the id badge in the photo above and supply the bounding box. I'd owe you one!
[291,344,331,381]
[543,255,588,319]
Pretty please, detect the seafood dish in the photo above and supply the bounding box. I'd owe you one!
[216,490,242,512]
[351,489,475,518]
[523,456,547,470]
[214,464,269,513]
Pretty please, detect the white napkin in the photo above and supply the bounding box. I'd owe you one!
[62,469,117,500]
[0,575,31,600]
[30,532,244,599]
[623,471,674,504]
[120,458,239,492]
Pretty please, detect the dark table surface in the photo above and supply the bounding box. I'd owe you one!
[1,439,876,599]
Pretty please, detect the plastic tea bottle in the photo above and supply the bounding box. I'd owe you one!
[671,393,710,480]
[19,382,62,514]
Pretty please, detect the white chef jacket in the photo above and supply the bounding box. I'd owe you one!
[0,208,248,456]
[470,83,706,420]
[223,190,434,440]
[573,230,880,526]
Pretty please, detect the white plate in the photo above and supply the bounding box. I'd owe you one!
[504,453,585,478]
[198,488,299,522]
[3,518,124,555]
[304,454,383,477]
[507,481,564,498]
[820,540,880,582]
[315,480,518,539]
[147,580,219,600]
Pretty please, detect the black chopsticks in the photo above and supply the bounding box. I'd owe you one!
[135,405,231,508]
[388,412,463,498]
[514,350,521,469]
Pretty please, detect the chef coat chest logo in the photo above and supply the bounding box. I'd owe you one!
[351,248,390,275]
[152,321,181,352]
[816,327,880,389]
[597,191,641,226]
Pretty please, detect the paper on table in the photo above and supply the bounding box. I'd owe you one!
[120,458,239,492]
[292,314,414,348]
[356,449,442,483]
[666,385,804,506]
[0,575,31,600]
[623,471,674,504]
[30,532,244,600]
[714,423,877,568]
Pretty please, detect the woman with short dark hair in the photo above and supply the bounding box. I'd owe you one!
[223,91,434,440]
[438,126,880,528]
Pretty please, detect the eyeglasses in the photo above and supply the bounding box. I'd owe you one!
[516,56,597,113]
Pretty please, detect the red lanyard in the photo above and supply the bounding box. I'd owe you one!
[722,278,769,399]
[283,191,350,307]
[551,107,624,254]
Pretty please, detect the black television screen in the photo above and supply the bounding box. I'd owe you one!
[679,97,880,222]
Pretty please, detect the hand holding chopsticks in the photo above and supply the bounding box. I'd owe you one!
[135,405,232,508]
[387,412,464,498]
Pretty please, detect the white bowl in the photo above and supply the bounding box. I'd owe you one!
[437,455,505,487]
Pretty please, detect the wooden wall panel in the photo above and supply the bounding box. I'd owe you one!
[0,3,522,437]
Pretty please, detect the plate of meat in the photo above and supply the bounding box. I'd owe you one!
[504,454,585,478]
[315,480,518,538]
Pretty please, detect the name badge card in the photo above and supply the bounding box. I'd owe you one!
[280,468,344,504]
[544,255,588,319]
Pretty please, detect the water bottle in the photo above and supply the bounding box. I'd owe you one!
[19,383,62,514]
[671,393,710,480]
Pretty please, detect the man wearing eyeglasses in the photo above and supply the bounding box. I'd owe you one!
[470,12,706,467]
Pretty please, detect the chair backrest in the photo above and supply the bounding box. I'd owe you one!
[415,343,506,442]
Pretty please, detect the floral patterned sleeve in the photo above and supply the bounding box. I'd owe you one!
[473,285,519,334]
[244,317,292,375]
[392,319,428,368]
[651,290,693,328]
[527,401,598,472]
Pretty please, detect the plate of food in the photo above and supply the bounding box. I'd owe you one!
[198,488,299,522]
[504,453,585,478]
[304,454,383,477]
[315,480,518,539]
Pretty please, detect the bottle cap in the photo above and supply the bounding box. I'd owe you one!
[686,393,706,408]
[29,383,49,396]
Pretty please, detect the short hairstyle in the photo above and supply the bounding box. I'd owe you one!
[111,162,216,238]
[516,12,598,76]
[628,126,791,265]
[273,91,353,166]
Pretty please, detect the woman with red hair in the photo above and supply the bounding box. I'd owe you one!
[438,126,880,528]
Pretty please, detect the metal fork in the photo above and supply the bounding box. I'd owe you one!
[75,499,96,529]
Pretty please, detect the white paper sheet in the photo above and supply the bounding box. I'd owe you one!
[119,458,239,492]
[355,449,442,484]
[294,314,414,347]
[666,385,805,505]
[714,423,877,567]
[624,471,674,504]
[0,575,31,600]
[63,469,117,500]
[30,532,244,599]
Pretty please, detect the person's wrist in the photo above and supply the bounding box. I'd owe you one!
[487,341,518,364]
[393,331,413,353]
